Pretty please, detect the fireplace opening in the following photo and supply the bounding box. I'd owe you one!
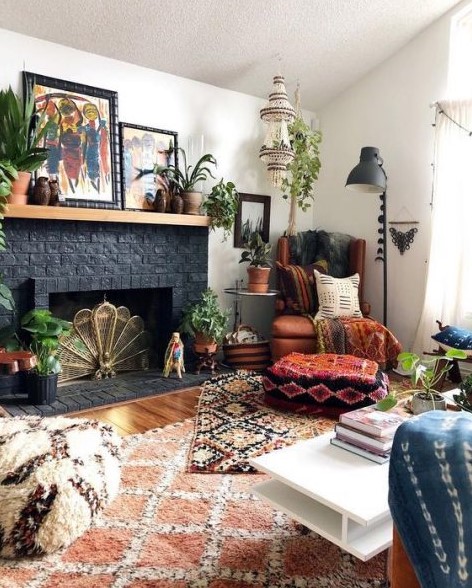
[49,287,173,371]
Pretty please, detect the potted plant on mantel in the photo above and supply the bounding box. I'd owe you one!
[201,178,239,241]
[0,160,17,312]
[179,288,230,354]
[397,348,467,415]
[21,309,73,404]
[0,85,50,203]
[238,231,273,293]
[138,147,217,215]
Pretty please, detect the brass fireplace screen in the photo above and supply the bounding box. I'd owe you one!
[58,300,149,382]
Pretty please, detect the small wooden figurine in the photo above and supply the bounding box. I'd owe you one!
[163,332,185,378]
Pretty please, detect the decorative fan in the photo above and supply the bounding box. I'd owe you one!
[58,300,149,382]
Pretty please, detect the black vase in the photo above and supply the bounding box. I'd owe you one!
[27,373,58,405]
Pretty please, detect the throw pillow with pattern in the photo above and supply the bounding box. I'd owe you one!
[277,260,328,315]
[314,270,362,319]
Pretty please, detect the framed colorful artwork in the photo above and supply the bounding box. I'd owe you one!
[234,193,271,248]
[24,71,121,209]
[119,123,178,211]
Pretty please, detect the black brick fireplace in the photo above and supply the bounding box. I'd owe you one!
[0,217,210,415]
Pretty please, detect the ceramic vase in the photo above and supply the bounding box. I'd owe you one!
[182,191,202,215]
[32,176,51,205]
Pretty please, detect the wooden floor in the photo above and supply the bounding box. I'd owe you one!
[67,387,201,436]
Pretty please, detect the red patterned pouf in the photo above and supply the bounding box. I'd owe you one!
[263,352,389,416]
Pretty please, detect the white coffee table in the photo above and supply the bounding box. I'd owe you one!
[249,432,392,561]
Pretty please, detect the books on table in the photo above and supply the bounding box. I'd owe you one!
[339,404,408,437]
[330,437,391,464]
[331,403,411,464]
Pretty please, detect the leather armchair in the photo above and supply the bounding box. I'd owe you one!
[271,232,370,361]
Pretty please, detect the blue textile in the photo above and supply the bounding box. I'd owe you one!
[389,411,472,587]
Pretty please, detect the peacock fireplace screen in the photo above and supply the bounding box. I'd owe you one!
[24,71,121,209]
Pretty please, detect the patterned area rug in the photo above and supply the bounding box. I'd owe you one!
[187,371,337,473]
[0,419,387,587]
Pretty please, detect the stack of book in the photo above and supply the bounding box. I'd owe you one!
[330,404,410,464]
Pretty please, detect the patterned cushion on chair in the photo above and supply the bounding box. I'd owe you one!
[277,260,328,314]
[263,352,389,416]
[0,416,121,557]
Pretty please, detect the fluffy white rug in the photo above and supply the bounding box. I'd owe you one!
[0,415,121,557]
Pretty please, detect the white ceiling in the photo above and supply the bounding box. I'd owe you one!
[0,0,463,110]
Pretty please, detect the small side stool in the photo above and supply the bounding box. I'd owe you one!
[262,352,389,416]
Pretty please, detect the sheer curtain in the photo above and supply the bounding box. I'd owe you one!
[414,99,472,353]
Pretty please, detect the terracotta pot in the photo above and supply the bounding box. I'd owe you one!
[182,191,203,215]
[9,171,32,202]
[247,266,271,293]
[410,391,447,415]
[193,332,218,355]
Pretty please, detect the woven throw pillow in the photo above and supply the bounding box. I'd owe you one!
[277,260,328,314]
[432,325,472,357]
[314,270,362,319]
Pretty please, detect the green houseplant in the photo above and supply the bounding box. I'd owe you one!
[238,232,273,293]
[0,85,50,201]
[201,179,239,240]
[0,160,17,311]
[281,115,322,236]
[140,147,217,215]
[453,373,472,412]
[397,349,468,414]
[21,309,73,404]
[179,288,230,353]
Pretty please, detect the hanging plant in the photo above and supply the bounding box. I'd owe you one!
[202,179,239,241]
[281,113,322,236]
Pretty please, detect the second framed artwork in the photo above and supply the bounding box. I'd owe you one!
[234,193,271,248]
[120,123,178,211]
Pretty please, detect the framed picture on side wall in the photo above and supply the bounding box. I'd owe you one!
[234,193,271,248]
[119,123,178,211]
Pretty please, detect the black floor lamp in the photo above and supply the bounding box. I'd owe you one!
[345,147,388,326]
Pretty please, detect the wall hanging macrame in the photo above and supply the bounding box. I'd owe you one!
[389,206,419,254]
[58,299,149,382]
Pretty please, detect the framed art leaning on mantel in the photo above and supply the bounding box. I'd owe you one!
[24,72,122,209]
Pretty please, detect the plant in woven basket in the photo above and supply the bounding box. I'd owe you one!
[202,179,239,241]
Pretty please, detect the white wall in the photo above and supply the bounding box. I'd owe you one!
[0,28,316,338]
[315,4,465,350]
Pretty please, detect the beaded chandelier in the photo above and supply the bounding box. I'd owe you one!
[259,75,295,188]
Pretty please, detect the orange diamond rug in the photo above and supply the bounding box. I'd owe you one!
[0,417,387,587]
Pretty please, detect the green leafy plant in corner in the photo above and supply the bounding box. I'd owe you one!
[202,179,239,240]
[281,115,322,236]
[0,85,50,173]
[238,232,273,268]
[21,309,73,375]
[453,373,472,412]
[0,160,17,311]
[179,288,230,345]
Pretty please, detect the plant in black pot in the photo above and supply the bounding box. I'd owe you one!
[179,288,230,354]
[21,309,73,404]
[238,232,273,293]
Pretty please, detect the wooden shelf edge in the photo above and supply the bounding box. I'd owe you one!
[4,203,210,227]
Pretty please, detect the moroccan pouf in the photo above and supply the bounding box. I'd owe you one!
[262,352,389,416]
[0,415,121,558]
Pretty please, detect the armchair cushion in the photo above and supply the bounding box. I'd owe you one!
[276,259,328,315]
[314,271,362,319]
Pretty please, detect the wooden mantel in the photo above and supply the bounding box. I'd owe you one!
[4,203,210,227]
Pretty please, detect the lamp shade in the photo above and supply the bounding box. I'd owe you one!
[345,147,386,193]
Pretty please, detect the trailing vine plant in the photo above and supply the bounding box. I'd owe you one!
[281,88,322,236]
